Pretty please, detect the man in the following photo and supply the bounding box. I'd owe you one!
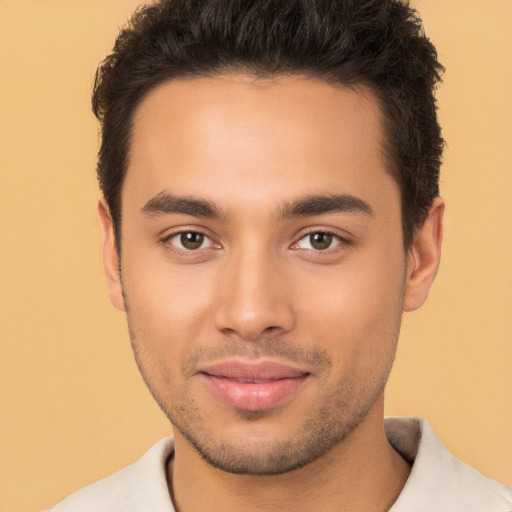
[52,0,512,510]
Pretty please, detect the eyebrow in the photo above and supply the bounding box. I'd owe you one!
[278,193,372,219]
[141,191,372,220]
[141,192,224,219]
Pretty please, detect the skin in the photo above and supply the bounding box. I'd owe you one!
[99,74,444,511]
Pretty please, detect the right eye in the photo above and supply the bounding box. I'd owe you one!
[164,231,217,251]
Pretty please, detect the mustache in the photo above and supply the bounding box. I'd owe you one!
[181,338,332,377]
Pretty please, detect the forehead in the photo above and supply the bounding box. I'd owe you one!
[125,74,397,214]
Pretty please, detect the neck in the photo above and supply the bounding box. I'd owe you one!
[168,400,410,512]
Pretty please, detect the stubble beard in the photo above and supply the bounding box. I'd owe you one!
[127,323,399,476]
[120,259,406,476]
[170,375,388,476]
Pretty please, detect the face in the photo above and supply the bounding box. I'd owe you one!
[100,74,442,475]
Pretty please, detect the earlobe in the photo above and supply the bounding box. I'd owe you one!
[97,199,126,312]
[403,197,445,312]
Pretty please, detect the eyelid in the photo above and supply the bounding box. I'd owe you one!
[159,226,352,254]
[290,228,352,252]
[297,233,341,250]
[161,228,221,252]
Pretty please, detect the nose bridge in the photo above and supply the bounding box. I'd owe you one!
[214,238,294,340]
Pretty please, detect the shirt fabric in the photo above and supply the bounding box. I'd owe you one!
[52,417,512,512]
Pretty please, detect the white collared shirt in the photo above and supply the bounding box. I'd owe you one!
[52,418,512,511]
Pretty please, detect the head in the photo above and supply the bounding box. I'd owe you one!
[95,0,444,476]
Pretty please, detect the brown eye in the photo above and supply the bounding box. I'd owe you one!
[296,232,341,251]
[309,233,333,250]
[165,231,214,251]
[179,232,205,250]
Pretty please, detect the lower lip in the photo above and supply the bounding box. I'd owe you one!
[202,374,308,411]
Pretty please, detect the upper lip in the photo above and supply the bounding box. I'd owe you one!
[199,360,309,380]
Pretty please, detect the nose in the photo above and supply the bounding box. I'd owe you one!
[213,246,295,341]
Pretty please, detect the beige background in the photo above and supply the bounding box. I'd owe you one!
[0,1,510,510]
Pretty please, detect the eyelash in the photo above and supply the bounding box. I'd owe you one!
[293,229,349,252]
[161,229,217,254]
[161,228,350,255]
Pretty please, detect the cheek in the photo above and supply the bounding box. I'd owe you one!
[121,253,218,361]
[295,249,406,362]
[122,266,213,401]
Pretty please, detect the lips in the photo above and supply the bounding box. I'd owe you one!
[199,360,309,411]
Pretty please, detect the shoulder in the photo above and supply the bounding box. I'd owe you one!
[386,417,512,512]
[51,438,175,512]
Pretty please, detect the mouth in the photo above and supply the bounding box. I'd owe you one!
[199,360,310,411]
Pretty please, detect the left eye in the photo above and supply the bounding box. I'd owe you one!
[165,231,214,251]
[296,232,341,251]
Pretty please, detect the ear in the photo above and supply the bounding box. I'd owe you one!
[403,197,445,312]
[97,199,126,311]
